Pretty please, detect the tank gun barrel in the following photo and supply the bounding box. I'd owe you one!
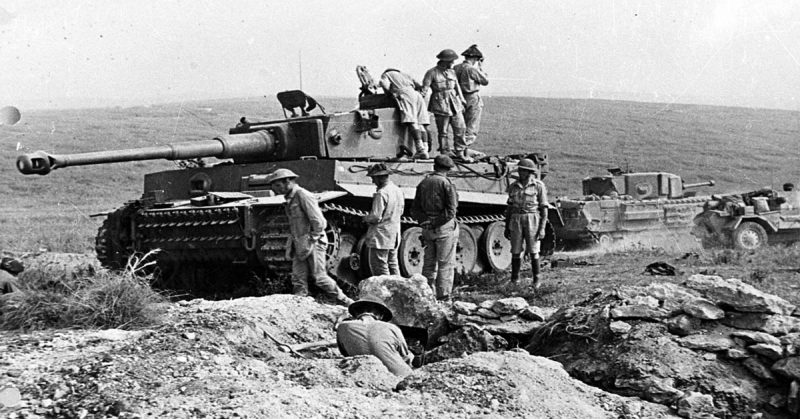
[17,131,277,175]
[683,180,715,189]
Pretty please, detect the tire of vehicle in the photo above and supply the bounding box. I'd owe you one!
[732,221,768,251]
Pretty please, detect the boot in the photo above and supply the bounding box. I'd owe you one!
[510,256,521,282]
[411,129,429,159]
[531,256,541,289]
[455,149,474,163]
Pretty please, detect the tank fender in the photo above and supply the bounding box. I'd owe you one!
[727,216,778,233]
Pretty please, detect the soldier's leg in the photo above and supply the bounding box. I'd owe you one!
[387,246,401,276]
[368,247,391,276]
[309,241,353,304]
[291,257,311,296]
[451,112,469,161]
[425,118,436,153]
[409,123,429,159]
[421,228,438,290]
[434,115,450,154]
[463,94,480,147]
[435,221,458,299]
[530,238,542,288]
[509,215,524,282]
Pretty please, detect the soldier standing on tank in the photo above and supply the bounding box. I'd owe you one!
[363,163,405,276]
[265,168,354,306]
[411,155,459,301]
[504,159,548,288]
[454,45,489,159]
[422,49,468,161]
[378,69,430,159]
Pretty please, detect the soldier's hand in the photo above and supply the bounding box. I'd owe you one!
[536,229,546,240]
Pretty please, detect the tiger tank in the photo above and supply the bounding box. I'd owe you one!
[16,72,553,297]
[551,168,714,248]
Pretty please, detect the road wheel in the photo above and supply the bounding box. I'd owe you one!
[732,222,768,250]
[481,221,512,272]
[454,223,477,274]
[597,233,613,248]
[399,227,425,277]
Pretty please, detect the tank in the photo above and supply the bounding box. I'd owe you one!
[692,187,800,250]
[16,75,554,297]
[551,168,715,248]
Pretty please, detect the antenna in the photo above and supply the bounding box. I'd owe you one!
[298,50,303,90]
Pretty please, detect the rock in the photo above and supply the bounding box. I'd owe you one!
[676,391,718,419]
[682,298,725,320]
[614,375,683,404]
[722,312,800,335]
[481,320,542,335]
[678,334,735,352]
[358,275,449,343]
[769,393,787,409]
[609,321,632,334]
[666,314,699,336]
[478,300,495,310]
[730,330,781,346]
[789,381,800,414]
[452,301,477,315]
[747,343,783,360]
[421,325,508,364]
[772,357,800,380]
[499,314,518,322]
[519,306,548,321]
[475,308,501,319]
[640,283,700,314]
[491,297,528,314]
[724,348,749,360]
[781,333,800,347]
[742,358,777,382]
[89,329,144,342]
[449,313,502,327]
[625,295,660,308]
[182,332,197,340]
[610,305,670,320]
[684,274,796,315]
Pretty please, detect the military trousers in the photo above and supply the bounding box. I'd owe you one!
[368,247,400,277]
[462,93,483,147]
[434,113,465,154]
[421,219,458,298]
[292,240,348,301]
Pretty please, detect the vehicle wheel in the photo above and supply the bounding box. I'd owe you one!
[470,226,486,274]
[454,223,477,274]
[732,222,768,250]
[481,221,512,272]
[329,231,360,290]
[597,234,613,248]
[399,227,425,277]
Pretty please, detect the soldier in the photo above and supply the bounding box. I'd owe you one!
[504,159,548,288]
[454,45,489,158]
[378,69,430,159]
[363,163,405,276]
[265,168,354,306]
[422,49,468,161]
[336,295,413,377]
[411,155,459,301]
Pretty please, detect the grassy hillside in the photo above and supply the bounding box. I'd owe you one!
[1,96,798,253]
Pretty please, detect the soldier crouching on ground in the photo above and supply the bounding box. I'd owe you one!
[363,163,405,276]
[411,155,459,301]
[265,168,354,306]
[336,296,413,377]
[505,159,548,288]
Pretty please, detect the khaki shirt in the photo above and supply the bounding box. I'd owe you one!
[284,185,327,260]
[454,62,489,94]
[364,181,405,250]
[336,316,412,377]
[411,172,458,228]
[506,178,548,215]
[422,66,465,116]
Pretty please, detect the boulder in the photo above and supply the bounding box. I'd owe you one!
[723,348,750,360]
[481,320,542,335]
[676,391,719,419]
[665,314,699,336]
[610,305,670,320]
[743,358,777,382]
[491,297,528,315]
[613,375,683,404]
[449,313,502,327]
[476,308,501,319]
[684,274,796,315]
[722,312,800,335]
[609,321,632,335]
[358,275,449,344]
[478,300,495,310]
[452,301,477,315]
[640,283,700,314]
[519,306,548,321]
[781,333,800,347]
[678,334,735,352]
[772,357,800,381]
[730,330,781,346]
[748,343,783,360]
[682,298,725,320]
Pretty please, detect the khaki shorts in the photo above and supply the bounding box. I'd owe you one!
[508,213,542,255]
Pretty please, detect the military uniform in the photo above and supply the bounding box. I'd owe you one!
[336,317,412,377]
[364,180,405,276]
[422,52,466,156]
[284,185,351,303]
[454,46,488,150]
[505,160,548,286]
[411,158,459,299]
[379,70,429,127]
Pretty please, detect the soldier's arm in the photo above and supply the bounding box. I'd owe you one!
[299,190,326,238]
[364,191,387,224]
[538,182,549,235]
[411,184,425,224]
[421,70,433,97]
[378,74,392,94]
[472,66,489,85]
[443,180,458,223]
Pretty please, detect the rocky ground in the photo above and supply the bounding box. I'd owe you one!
[1,248,799,418]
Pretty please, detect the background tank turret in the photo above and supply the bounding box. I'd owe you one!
[551,168,715,248]
[17,79,553,298]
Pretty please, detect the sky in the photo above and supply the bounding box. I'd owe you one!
[1,0,799,111]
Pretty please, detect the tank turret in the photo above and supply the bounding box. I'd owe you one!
[581,170,714,200]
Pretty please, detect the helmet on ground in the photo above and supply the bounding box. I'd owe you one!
[433,155,455,170]
[517,159,538,173]
[264,168,298,184]
[367,163,390,177]
[0,257,24,275]
[461,44,483,59]
[436,49,459,61]
[349,295,393,321]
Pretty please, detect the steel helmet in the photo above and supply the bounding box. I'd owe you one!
[436,49,459,61]
[366,163,390,177]
[461,44,483,59]
[517,159,538,172]
[348,295,393,321]
[264,168,298,184]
